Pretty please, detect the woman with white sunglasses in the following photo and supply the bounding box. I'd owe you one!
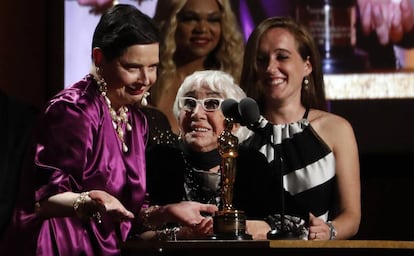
[139,70,261,240]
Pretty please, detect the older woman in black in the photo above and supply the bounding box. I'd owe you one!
[144,70,265,240]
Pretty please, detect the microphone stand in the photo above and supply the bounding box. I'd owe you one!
[230,97,300,239]
[266,137,299,240]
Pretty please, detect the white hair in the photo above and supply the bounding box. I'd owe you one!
[173,70,252,142]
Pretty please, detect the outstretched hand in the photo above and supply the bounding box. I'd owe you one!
[88,190,135,222]
[163,201,218,226]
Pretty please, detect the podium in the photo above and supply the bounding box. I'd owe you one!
[121,239,414,256]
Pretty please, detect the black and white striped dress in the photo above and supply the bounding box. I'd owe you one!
[239,109,336,222]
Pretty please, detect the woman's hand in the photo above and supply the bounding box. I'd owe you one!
[161,201,218,227]
[88,190,135,222]
[178,217,215,239]
[246,220,271,240]
[308,213,331,240]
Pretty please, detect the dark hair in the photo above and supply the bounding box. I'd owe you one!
[92,4,160,61]
[240,16,327,111]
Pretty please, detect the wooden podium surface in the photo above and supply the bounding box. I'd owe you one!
[121,239,414,256]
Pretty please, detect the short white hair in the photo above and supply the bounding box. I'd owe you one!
[173,70,252,142]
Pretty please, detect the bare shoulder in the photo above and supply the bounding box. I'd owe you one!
[309,109,352,128]
[308,109,356,148]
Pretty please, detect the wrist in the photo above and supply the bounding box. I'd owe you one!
[73,192,102,223]
[156,226,181,241]
[141,205,164,230]
[326,221,337,240]
[73,192,91,219]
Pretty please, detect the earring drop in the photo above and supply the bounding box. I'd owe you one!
[303,77,309,90]
[141,92,150,107]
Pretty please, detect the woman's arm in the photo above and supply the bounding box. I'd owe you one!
[312,113,361,240]
[35,190,135,222]
[136,201,218,240]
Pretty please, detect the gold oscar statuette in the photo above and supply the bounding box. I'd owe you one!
[210,117,252,240]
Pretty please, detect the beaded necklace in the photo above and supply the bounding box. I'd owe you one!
[181,147,222,206]
[95,75,132,153]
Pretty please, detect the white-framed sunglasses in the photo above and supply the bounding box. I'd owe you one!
[178,97,224,112]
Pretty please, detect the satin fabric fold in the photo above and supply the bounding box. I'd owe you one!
[1,75,148,255]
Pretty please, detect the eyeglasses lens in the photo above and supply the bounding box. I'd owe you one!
[180,97,222,112]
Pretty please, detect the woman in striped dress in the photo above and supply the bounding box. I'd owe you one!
[235,16,361,241]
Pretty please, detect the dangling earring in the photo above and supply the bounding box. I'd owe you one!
[96,67,107,96]
[141,92,150,107]
[303,76,309,90]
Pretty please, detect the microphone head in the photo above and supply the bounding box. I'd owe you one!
[221,98,242,123]
[238,97,260,125]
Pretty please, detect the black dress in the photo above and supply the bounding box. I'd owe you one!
[140,107,179,150]
[146,141,271,221]
[146,143,222,208]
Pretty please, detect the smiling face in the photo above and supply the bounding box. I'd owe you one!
[95,43,159,109]
[178,85,225,152]
[256,27,311,107]
[175,0,222,61]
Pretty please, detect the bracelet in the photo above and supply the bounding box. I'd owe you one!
[142,205,161,230]
[157,226,181,241]
[73,192,102,224]
[326,221,337,240]
[73,192,90,219]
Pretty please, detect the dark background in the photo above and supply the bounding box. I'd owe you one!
[0,1,63,109]
[1,1,413,240]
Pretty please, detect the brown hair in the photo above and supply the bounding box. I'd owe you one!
[240,16,327,112]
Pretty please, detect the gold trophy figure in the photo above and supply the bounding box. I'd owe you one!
[211,117,252,240]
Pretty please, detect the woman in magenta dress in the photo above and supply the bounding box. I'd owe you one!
[0,4,217,255]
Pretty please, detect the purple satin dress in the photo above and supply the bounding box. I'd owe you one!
[1,75,148,255]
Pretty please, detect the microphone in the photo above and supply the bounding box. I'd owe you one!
[238,97,261,127]
[221,97,267,132]
[221,98,242,123]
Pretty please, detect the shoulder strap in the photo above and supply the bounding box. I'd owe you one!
[303,108,309,119]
